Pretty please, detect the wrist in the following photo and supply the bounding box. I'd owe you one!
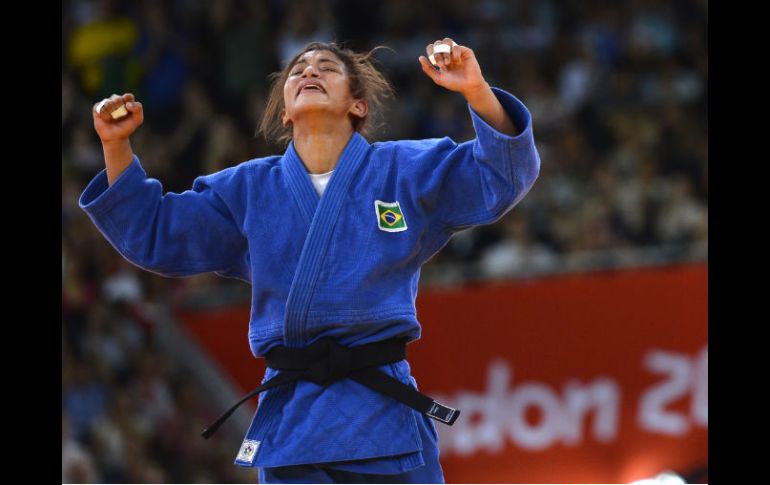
[101,138,130,148]
[101,138,134,165]
[462,81,491,105]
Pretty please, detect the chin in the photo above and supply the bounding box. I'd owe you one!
[290,101,337,117]
[295,99,329,109]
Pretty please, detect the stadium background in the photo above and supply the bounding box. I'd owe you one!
[62,0,707,483]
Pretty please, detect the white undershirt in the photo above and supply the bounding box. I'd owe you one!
[308,170,334,196]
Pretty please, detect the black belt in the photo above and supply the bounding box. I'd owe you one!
[201,337,460,439]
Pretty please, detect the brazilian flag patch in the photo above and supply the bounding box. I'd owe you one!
[375,200,407,232]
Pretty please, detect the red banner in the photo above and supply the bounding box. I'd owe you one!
[177,263,707,483]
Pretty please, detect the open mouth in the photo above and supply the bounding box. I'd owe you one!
[298,84,326,95]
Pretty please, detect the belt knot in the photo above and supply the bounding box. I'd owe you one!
[306,338,353,386]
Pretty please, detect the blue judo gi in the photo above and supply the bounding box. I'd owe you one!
[79,87,540,482]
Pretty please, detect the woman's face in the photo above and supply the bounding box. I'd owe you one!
[282,50,366,127]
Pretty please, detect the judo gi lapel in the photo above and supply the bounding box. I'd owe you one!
[283,141,319,228]
[282,132,370,346]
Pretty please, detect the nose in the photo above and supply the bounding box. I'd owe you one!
[300,63,320,77]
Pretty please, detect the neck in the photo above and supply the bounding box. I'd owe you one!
[291,119,354,174]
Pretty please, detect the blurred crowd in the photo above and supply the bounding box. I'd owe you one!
[62,0,707,482]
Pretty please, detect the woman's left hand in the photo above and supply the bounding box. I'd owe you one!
[418,38,488,99]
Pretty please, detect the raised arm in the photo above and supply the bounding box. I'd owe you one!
[80,94,250,282]
[411,38,540,234]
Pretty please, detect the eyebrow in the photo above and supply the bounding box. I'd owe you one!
[292,57,341,68]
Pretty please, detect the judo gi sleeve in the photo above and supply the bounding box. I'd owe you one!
[422,87,541,233]
[79,155,250,281]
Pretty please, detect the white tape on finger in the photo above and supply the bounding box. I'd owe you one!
[111,105,128,119]
[429,41,459,67]
[95,99,108,114]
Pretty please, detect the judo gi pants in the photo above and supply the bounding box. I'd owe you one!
[257,413,445,484]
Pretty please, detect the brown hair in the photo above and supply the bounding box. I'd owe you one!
[259,42,395,147]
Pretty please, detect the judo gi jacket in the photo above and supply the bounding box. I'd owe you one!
[79,87,541,473]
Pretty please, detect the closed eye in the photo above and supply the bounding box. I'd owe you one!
[291,68,336,75]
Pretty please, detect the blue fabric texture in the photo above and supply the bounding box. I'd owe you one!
[79,87,540,474]
[258,412,444,483]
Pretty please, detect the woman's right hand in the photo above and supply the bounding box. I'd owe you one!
[92,93,144,144]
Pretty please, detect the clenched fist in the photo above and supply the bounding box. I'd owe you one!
[418,38,487,99]
[418,37,518,136]
[92,93,144,144]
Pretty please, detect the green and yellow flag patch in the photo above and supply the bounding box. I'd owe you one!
[375,200,407,232]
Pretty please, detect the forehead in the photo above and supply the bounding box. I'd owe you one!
[292,50,344,66]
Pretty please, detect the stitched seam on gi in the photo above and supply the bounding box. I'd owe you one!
[283,135,370,345]
[249,320,284,339]
[306,305,415,320]
[82,156,144,216]
[247,382,291,467]
[401,367,424,453]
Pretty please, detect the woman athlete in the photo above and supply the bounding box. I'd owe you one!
[81,38,540,483]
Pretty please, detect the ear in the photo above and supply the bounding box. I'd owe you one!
[348,99,368,120]
[281,109,291,128]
